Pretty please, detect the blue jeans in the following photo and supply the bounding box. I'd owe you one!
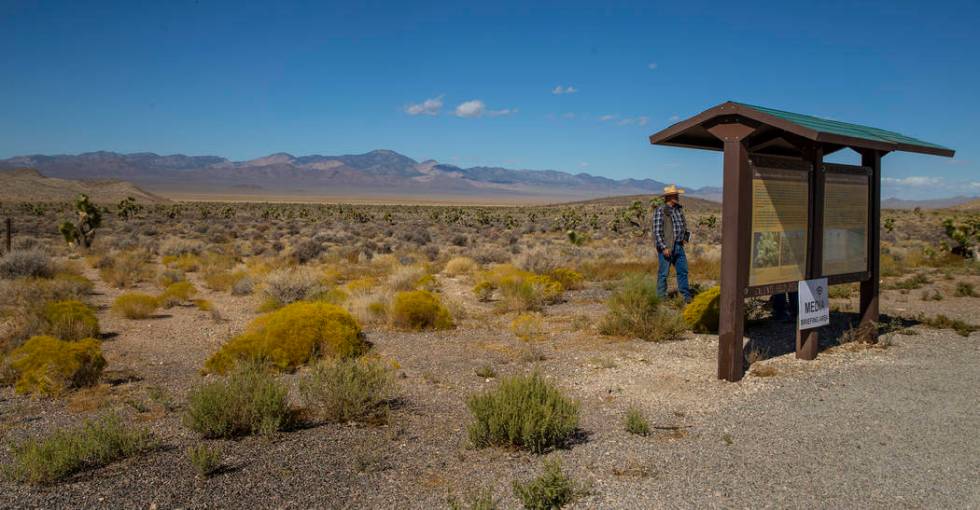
[657,242,691,301]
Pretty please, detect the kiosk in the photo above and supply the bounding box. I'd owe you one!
[649,102,954,381]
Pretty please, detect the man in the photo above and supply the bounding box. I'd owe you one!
[653,184,692,301]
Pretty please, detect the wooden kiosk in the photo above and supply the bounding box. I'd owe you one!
[649,102,954,381]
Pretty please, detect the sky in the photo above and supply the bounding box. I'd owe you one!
[1,0,978,199]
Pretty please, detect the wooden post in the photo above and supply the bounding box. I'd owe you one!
[4,218,10,254]
[707,121,756,382]
[859,150,882,337]
[796,145,824,360]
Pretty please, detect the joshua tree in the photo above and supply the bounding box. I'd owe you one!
[59,194,102,249]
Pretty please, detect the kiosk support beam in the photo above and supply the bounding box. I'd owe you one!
[859,149,883,338]
[796,144,824,360]
[707,121,756,382]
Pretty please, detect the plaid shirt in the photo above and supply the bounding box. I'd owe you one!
[653,203,688,252]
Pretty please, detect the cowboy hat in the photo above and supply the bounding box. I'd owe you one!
[662,184,686,196]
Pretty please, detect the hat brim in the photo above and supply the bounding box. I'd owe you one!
[663,189,686,196]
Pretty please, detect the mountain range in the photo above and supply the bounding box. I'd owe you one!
[0,150,717,203]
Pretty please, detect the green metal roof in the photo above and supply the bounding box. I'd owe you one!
[734,102,952,153]
[648,101,955,157]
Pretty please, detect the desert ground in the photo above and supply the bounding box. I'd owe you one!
[0,197,977,509]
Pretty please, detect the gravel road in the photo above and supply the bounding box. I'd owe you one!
[577,329,980,509]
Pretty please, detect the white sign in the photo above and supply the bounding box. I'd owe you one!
[798,277,829,329]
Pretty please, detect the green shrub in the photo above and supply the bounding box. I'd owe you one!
[954,281,978,297]
[5,336,105,396]
[158,281,197,307]
[682,286,720,333]
[184,363,291,438]
[624,406,650,436]
[6,413,155,484]
[204,301,367,374]
[390,290,454,331]
[298,357,393,424]
[43,300,100,341]
[599,274,686,341]
[512,458,580,510]
[187,444,222,478]
[467,372,579,454]
[112,292,160,319]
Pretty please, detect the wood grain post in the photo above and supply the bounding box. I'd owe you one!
[796,145,824,360]
[707,121,756,382]
[859,150,883,338]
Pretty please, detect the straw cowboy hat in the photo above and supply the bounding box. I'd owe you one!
[662,184,686,196]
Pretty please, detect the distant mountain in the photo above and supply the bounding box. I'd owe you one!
[881,196,979,210]
[0,168,169,203]
[0,150,681,202]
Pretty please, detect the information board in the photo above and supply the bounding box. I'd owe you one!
[822,169,869,276]
[748,161,810,287]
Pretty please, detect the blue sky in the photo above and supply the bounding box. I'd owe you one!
[2,0,978,198]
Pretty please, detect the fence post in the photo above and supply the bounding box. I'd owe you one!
[4,217,10,254]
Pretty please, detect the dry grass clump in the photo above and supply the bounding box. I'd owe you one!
[100,250,156,288]
[3,336,105,396]
[444,256,479,277]
[184,363,291,438]
[158,281,198,307]
[390,290,454,331]
[387,264,431,292]
[511,313,545,342]
[298,357,393,424]
[203,269,249,292]
[261,266,328,308]
[5,413,155,484]
[0,248,53,279]
[514,246,563,274]
[162,253,201,273]
[548,268,584,290]
[112,293,160,319]
[347,293,389,326]
[682,286,720,333]
[917,313,979,337]
[43,300,100,341]
[599,274,686,342]
[159,237,203,258]
[954,281,978,297]
[204,301,367,374]
[467,372,579,454]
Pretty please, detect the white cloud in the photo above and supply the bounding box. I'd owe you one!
[579,162,590,168]
[552,85,578,95]
[614,115,650,126]
[970,181,980,188]
[562,112,576,119]
[454,100,516,118]
[883,176,943,187]
[455,100,485,118]
[404,95,443,116]
[648,62,658,70]
[599,114,617,122]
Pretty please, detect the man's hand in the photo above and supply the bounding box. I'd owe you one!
[662,248,671,258]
